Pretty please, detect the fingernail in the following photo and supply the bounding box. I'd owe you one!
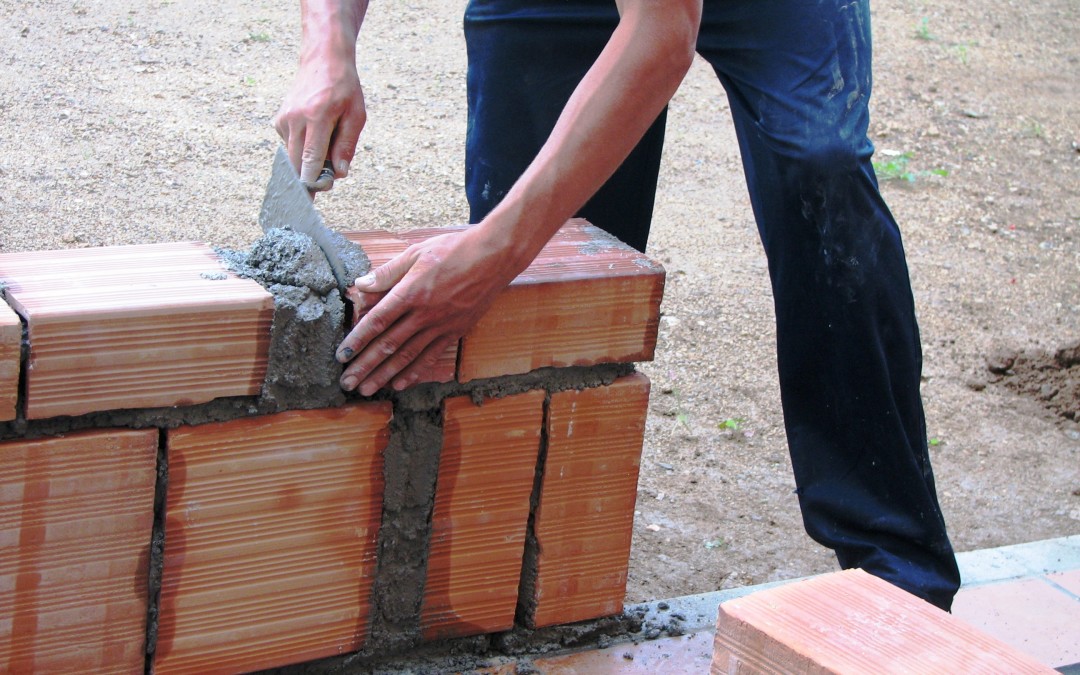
[355,273,375,288]
[337,346,355,362]
[335,159,350,177]
[360,382,378,397]
[341,375,358,391]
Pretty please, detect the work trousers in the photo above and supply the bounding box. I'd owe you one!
[463,0,961,610]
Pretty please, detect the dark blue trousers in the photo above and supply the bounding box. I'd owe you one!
[463,0,961,610]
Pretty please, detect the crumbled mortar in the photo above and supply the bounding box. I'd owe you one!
[364,408,444,653]
[217,227,371,411]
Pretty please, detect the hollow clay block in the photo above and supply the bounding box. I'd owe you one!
[712,568,1057,675]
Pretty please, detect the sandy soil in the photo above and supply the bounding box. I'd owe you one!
[2,0,1077,604]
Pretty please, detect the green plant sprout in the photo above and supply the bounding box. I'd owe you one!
[953,43,970,65]
[1024,120,1046,139]
[915,17,935,40]
[718,417,746,432]
[873,152,949,183]
[676,410,690,429]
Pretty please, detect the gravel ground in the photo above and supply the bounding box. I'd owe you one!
[2,0,1077,603]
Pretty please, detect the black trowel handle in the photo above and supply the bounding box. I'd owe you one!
[303,160,336,193]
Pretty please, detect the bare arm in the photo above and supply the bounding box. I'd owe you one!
[337,0,701,394]
[274,0,369,185]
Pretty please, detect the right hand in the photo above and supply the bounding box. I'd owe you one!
[273,45,366,188]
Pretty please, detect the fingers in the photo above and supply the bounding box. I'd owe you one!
[338,310,441,395]
[272,75,366,187]
[299,124,334,187]
[347,327,448,396]
[389,336,456,391]
[351,246,424,294]
[328,97,366,179]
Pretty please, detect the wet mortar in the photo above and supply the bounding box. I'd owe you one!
[217,227,370,412]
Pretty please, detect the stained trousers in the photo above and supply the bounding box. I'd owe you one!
[463,0,961,610]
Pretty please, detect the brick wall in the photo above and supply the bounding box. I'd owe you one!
[0,220,663,673]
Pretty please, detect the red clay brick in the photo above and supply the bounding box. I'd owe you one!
[459,220,664,381]
[0,302,19,422]
[342,230,410,269]
[421,390,544,640]
[344,220,664,385]
[0,243,273,420]
[155,403,391,674]
[0,428,158,673]
[712,568,1057,674]
[525,372,651,628]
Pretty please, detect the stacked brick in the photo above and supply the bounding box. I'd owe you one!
[0,220,662,673]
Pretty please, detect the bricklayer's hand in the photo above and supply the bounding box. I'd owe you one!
[335,227,524,395]
[273,1,368,188]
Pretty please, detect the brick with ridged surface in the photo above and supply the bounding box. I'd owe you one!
[421,390,544,640]
[342,220,664,386]
[711,568,1057,674]
[0,301,19,422]
[0,243,273,420]
[524,372,651,628]
[155,403,390,674]
[457,220,664,381]
[0,428,158,673]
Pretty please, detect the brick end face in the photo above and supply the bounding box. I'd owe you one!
[711,569,1057,675]
[155,403,391,674]
[421,390,545,641]
[526,372,651,628]
[0,302,19,422]
[0,428,158,673]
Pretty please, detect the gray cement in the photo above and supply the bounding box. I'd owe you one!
[364,407,444,654]
[260,283,347,412]
[217,227,368,412]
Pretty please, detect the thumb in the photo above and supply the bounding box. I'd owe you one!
[353,247,421,292]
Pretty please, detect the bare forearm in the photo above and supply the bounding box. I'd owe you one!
[479,0,701,268]
[299,0,368,61]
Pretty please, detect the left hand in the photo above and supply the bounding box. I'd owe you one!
[337,227,522,395]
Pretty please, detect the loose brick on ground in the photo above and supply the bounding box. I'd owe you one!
[525,372,651,628]
[156,403,391,674]
[0,301,19,422]
[0,428,158,673]
[711,568,1057,674]
[421,390,544,640]
[0,243,273,419]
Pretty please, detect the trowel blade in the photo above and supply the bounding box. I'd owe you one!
[259,145,349,287]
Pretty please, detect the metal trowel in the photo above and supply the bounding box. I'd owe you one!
[259,145,350,287]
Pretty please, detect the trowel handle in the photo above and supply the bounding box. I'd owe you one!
[304,160,336,193]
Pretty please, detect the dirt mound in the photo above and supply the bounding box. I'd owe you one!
[985,342,1080,423]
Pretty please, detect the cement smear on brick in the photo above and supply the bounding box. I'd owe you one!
[217,227,371,411]
[365,406,443,653]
